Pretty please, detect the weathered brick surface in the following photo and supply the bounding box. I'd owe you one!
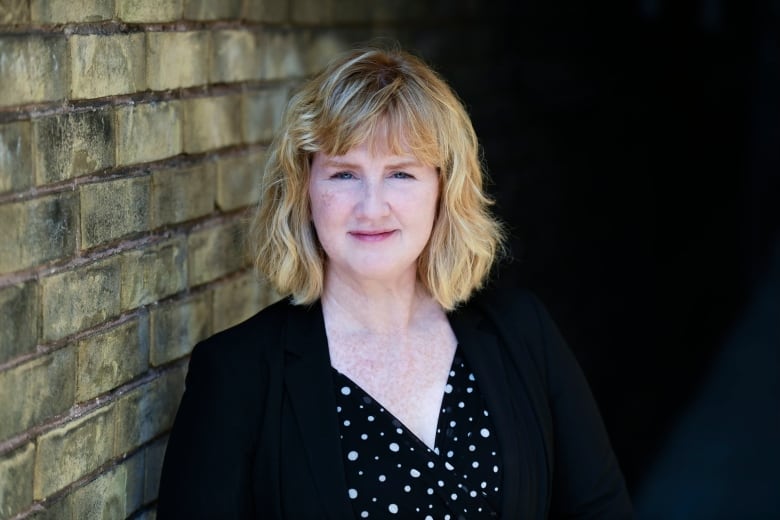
[259,31,305,80]
[41,256,121,341]
[242,87,288,143]
[291,0,333,24]
[0,347,76,440]
[69,34,146,100]
[117,0,183,23]
[187,219,249,286]
[244,0,287,23]
[77,318,150,401]
[120,238,187,311]
[143,437,167,502]
[211,30,258,83]
[216,150,263,211]
[212,271,274,333]
[184,0,242,20]
[80,176,151,249]
[150,292,211,366]
[0,35,67,107]
[0,281,38,364]
[33,108,114,185]
[34,405,115,499]
[182,95,243,153]
[116,101,182,166]
[146,31,209,90]
[151,163,215,227]
[0,442,34,520]
[124,449,146,514]
[0,120,33,194]
[114,366,185,455]
[0,192,78,273]
[30,0,113,23]
[0,0,29,24]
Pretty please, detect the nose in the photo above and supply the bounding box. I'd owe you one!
[357,178,390,219]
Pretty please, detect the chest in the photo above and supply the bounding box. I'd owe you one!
[328,328,457,448]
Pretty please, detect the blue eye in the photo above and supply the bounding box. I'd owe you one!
[331,171,355,180]
[391,171,413,179]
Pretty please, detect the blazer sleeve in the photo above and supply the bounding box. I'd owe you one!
[525,292,634,519]
[157,333,268,519]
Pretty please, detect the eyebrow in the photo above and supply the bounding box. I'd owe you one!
[321,159,424,170]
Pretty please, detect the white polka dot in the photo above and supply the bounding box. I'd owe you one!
[341,386,351,395]
[410,468,420,478]
[336,406,342,412]
[481,481,487,488]
[348,489,358,499]
[438,480,445,487]
[389,442,399,452]
[480,428,490,438]
[347,451,358,461]
[360,512,368,518]
[426,516,434,520]
[361,433,368,440]
[483,409,489,416]
[446,450,454,458]
[427,461,435,468]
[493,465,499,473]
[451,493,458,500]
[396,428,403,434]
[378,474,386,482]
[445,462,454,471]
[343,420,350,426]
[470,490,478,497]
[388,504,398,514]
[468,373,475,381]
[468,444,476,452]
[472,461,479,468]
[445,383,453,393]
[367,415,375,422]
[449,420,456,427]
[404,485,411,492]
[458,401,465,408]
[427,487,434,495]
[449,370,455,376]
[466,386,473,393]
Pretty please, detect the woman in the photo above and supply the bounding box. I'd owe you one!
[157,45,633,519]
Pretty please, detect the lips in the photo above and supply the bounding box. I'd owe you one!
[349,230,396,242]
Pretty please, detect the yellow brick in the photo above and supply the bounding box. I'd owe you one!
[151,163,214,227]
[244,0,287,23]
[0,0,29,24]
[258,31,304,80]
[0,442,34,519]
[211,30,258,83]
[182,95,242,153]
[124,449,146,514]
[187,219,249,286]
[0,35,67,107]
[117,0,182,22]
[0,120,33,194]
[291,0,333,23]
[76,317,150,402]
[143,437,167,502]
[34,406,115,499]
[0,192,78,273]
[0,281,38,364]
[120,238,187,311]
[0,347,76,441]
[80,176,151,249]
[41,257,121,341]
[65,464,129,519]
[183,0,241,20]
[116,101,182,166]
[212,271,276,333]
[33,108,114,185]
[30,0,112,23]
[216,150,263,211]
[69,34,146,100]
[150,292,211,366]
[304,31,350,74]
[146,31,209,90]
[242,87,288,143]
[114,367,185,455]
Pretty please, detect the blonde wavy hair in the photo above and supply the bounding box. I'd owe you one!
[251,44,504,310]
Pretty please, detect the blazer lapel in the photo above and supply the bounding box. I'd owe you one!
[449,304,525,519]
[283,301,354,519]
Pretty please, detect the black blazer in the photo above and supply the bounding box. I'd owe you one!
[157,287,633,519]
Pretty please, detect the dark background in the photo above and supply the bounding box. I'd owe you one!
[417,0,779,517]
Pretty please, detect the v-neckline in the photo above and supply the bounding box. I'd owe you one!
[331,345,462,453]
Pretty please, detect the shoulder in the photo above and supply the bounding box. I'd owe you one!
[466,283,548,331]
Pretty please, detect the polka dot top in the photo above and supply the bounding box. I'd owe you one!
[332,347,502,519]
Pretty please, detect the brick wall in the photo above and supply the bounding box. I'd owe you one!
[0,1,493,518]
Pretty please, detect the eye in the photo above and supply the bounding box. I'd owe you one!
[390,171,414,179]
[330,171,355,180]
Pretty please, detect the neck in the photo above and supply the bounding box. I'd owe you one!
[320,269,439,335]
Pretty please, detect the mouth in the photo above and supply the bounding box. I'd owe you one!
[349,230,396,242]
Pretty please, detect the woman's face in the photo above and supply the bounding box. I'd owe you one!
[308,140,439,287]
